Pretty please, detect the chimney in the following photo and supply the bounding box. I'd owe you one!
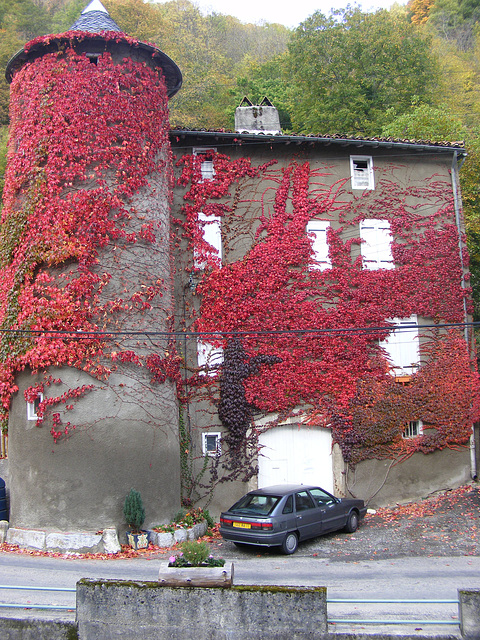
[235,96,281,135]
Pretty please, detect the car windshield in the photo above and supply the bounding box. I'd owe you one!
[230,493,281,516]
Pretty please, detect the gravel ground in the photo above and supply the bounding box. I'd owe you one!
[209,483,480,562]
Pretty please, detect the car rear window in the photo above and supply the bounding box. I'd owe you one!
[230,494,280,516]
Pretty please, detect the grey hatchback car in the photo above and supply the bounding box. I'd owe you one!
[220,484,367,554]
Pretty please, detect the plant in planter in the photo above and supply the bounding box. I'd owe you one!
[160,540,232,586]
[168,540,225,567]
[123,488,149,550]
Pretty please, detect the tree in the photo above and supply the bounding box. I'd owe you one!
[286,7,438,135]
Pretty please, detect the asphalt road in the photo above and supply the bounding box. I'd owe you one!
[1,551,479,637]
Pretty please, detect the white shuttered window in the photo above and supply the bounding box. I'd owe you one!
[360,219,394,270]
[307,220,331,270]
[380,315,419,376]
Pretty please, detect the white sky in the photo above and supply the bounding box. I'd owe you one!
[194,0,405,28]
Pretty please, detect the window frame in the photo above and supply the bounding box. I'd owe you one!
[350,155,375,190]
[27,392,43,421]
[202,432,222,456]
[380,315,420,376]
[197,340,224,376]
[193,147,217,182]
[307,220,331,270]
[403,420,423,439]
[195,211,222,267]
[360,218,394,270]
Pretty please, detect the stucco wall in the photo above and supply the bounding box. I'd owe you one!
[346,447,472,508]
[8,367,180,531]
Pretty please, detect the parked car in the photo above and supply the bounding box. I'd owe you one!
[219,484,367,554]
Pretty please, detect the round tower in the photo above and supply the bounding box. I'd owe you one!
[2,0,182,550]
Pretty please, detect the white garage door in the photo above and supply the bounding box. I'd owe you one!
[258,425,333,493]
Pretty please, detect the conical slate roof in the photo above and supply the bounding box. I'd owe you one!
[70,0,123,33]
[5,0,182,97]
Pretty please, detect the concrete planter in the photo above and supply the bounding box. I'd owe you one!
[158,562,234,587]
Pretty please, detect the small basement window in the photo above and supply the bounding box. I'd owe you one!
[202,432,221,456]
[350,156,374,190]
[27,393,43,420]
[403,420,423,439]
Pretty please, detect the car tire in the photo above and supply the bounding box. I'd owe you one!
[281,532,298,555]
[345,511,359,533]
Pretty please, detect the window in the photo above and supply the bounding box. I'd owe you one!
[350,155,374,190]
[360,219,394,270]
[309,487,336,506]
[307,220,331,270]
[403,420,423,439]
[282,495,294,514]
[27,393,43,420]
[202,432,221,456]
[193,147,216,181]
[380,315,420,376]
[295,491,315,511]
[197,341,223,375]
[195,212,222,267]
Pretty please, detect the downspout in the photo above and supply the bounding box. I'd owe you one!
[451,150,477,480]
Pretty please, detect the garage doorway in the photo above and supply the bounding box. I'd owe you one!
[258,425,333,493]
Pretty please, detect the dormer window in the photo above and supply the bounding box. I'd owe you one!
[86,53,99,65]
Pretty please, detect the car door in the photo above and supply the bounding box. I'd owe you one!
[309,488,345,533]
[295,490,322,540]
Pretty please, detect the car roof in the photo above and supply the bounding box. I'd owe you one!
[250,484,321,496]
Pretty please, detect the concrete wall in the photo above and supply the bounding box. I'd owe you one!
[346,447,471,508]
[76,579,327,640]
[0,619,77,640]
[459,588,480,640]
[8,368,180,532]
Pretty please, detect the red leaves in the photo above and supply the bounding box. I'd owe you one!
[177,153,478,463]
[0,46,172,439]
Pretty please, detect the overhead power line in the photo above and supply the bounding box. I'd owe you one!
[0,320,477,340]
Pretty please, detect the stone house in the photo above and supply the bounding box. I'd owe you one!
[169,113,478,514]
[0,1,477,551]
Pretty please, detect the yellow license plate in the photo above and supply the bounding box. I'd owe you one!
[233,522,251,529]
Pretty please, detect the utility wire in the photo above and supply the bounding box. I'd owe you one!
[0,320,478,339]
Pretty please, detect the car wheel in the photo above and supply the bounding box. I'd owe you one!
[345,511,359,533]
[281,532,298,554]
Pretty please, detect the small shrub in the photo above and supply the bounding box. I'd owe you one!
[181,540,210,565]
[168,539,225,567]
[123,488,145,533]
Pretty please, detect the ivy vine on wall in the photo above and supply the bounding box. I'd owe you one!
[176,151,480,472]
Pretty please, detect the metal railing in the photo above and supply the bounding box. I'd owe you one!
[327,596,460,628]
[0,584,76,611]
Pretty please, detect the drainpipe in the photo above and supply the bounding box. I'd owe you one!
[451,150,478,480]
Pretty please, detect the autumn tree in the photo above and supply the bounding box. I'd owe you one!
[286,7,438,135]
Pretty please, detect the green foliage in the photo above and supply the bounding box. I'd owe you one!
[123,488,145,532]
[179,539,210,565]
[169,540,225,566]
[286,7,438,135]
[382,101,467,141]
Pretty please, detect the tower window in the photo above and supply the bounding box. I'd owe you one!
[27,393,43,420]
